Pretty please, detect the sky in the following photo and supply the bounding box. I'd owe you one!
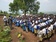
[0,0,56,13]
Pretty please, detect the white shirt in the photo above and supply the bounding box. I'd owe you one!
[48,17,50,19]
[38,23,41,27]
[38,30,43,37]
[48,25,53,31]
[38,17,40,19]
[20,20,22,23]
[54,22,56,26]
[32,20,34,23]
[48,19,53,22]
[35,20,38,24]
[3,16,7,21]
[42,28,46,35]
[32,23,35,26]
[34,25,37,29]
[16,20,19,22]
[43,18,47,21]
[41,22,46,27]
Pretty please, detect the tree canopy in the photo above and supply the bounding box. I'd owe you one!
[9,0,40,15]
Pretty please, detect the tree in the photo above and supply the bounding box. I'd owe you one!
[9,0,40,16]
[28,1,40,14]
[4,11,8,14]
[39,12,44,15]
[16,0,35,16]
[9,1,19,14]
[9,3,15,14]
[0,10,3,13]
[33,1,40,14]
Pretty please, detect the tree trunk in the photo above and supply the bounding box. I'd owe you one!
[24,10,26,17]
[36,10,37,14]
[16,11,18,14]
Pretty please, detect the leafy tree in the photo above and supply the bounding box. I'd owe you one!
[39,12,44,15]
[28,1,40,14]
[33,1,40,14]
[9,3,15,14]
[0,10,3,13]
[9,0,40,16]
[4,11,8,14]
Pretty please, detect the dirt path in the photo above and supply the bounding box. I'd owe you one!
[0,16,4,26]
[0,16,56,42]
[12,26,38,42]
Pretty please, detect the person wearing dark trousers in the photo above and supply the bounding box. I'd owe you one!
[8,16,12,30]
[3,15,7,26]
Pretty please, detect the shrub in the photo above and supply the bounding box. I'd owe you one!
[0,26,12,42]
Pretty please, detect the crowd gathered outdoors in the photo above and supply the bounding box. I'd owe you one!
[3,14,56,41]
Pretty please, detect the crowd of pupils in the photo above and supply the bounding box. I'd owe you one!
[3,14,56,41]
[12,15,56,37]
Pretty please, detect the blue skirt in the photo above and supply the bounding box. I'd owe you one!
[22,26,26,31]
[28,25,32,31]
[15,22,20,26]
[31,27,34,33]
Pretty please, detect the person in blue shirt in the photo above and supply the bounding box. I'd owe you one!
[15,18,20,27]
[36,25,40,35]
[27,21,32,31]
[12,17,16,23]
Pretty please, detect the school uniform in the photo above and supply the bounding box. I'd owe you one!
[48,25,53,31]
[43,18,47,21]
[42,28,48,35]
[34,25,37,36]
[38,19,43,23]
[31,23,35,33]
[53,22,56,27]
[48,19,53,23]
[48,17,50,20]
[22,22,26,31]
[38,23,42,27]
[28,21,32,31]
[45,21,49,25]
[15,19,20,26]
[48,25,54,37]
[37,25,40,34]
[41,22,46,27]
[38,30,43,41]
[53,22,56,33]
[12,17,16,23]
[20,20,22,26]
[35,20,38,24]
[22,20,28,32]
[38,17,40,20]
[32,20,34,23]
[42,28,49,39]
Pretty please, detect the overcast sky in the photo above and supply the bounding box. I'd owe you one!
[0,0,56,12]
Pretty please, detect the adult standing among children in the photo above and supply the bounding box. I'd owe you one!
[3,15,7,26]
[8,16,12,30]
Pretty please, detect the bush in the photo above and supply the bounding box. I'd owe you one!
[0,26,12,42]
